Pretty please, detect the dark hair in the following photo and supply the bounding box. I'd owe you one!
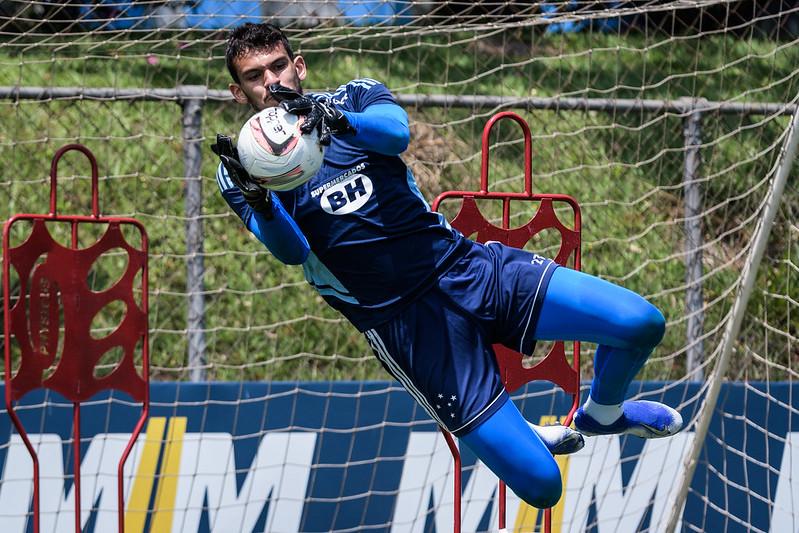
[225,23,295,84]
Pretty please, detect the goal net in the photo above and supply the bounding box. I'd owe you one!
[0,1,797,532]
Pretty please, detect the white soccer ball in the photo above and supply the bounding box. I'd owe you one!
[236,106,324,191]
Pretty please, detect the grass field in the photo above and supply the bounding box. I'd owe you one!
[0,29,796,382]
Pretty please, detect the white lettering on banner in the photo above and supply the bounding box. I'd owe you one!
[390,432,501,532]
[772,432,799,532]
[0,434,144,533]
[559,433,692,533]
[0,434,59,533]
[392,432,694,533]
[2,430,798,532]
[169,432,316,533]
[0,431,315,533]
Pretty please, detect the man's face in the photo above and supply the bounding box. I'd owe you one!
[229,43,307,111]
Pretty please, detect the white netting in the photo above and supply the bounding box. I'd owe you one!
[0,1,797,532]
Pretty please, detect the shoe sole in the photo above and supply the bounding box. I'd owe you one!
[577,422,681,439]
[549,432,585,455]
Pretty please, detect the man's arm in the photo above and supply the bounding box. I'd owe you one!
[340,103,409,156]
[216,164,310,265]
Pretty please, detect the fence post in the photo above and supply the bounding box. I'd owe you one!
[180,86,207,382]
[666,98,799,533]
[682,98,706,380]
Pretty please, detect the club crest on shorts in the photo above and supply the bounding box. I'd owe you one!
[320,174,374,215]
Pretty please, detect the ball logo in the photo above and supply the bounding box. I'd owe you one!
[250,109,301,156]
[320,174,373,215]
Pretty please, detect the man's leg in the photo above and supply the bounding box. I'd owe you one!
[460,398,566,509]
[533,267,683,438]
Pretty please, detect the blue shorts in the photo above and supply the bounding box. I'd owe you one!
[364,240,559,436]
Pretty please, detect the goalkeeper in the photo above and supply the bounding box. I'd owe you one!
[213,22,683,509]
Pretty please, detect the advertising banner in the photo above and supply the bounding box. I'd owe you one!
[0,382,796,532]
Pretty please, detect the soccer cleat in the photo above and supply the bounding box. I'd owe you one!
[529,423,585,455]
[574,400,683,439]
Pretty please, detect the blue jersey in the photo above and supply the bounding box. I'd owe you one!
[217,79,469,331]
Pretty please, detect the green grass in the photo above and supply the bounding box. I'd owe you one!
[0,29,796,382]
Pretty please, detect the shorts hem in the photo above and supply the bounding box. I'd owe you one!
[520,261,560,355]
[451,390,510,437]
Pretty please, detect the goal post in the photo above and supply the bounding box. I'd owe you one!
[666,96,799,533]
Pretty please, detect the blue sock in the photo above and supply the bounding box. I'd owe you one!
[590,344,650,405]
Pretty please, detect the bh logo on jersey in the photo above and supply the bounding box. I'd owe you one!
[320,174,373,215]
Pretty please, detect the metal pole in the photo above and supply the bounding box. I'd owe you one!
[665,99,799,532]
[682,99,705,380]
[0,86,795,117]
[181,89,206,382]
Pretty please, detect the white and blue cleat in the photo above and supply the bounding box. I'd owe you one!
[529,422,585,455]
[574,400,683,439]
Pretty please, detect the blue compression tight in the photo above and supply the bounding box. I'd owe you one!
[461,398,563,508]
[460,266,666,507]
[535,266,666,405]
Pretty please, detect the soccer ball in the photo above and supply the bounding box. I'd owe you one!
[236,106,324,191]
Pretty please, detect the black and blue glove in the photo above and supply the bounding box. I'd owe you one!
[269,83,355,146]
[211,134,273,218]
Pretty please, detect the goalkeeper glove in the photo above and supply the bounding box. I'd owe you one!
[269,83,355,146]
[211,134,273,218]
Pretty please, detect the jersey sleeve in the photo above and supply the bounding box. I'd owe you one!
[335,78,397,112]
[326,79,409,155]
[342,103,409,155]
[215,163,310,265]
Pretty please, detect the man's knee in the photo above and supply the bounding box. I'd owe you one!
[511,457,562,509]
[631,303,666,350]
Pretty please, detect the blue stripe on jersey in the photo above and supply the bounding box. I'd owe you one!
[405,168,455,231]
[404,168,429,207]
[302,251,360,304]
[216,162,311,265]
[334,78,378,92]
[321,79,382,106]
[216,162,233,191]
[343,78,378,91]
